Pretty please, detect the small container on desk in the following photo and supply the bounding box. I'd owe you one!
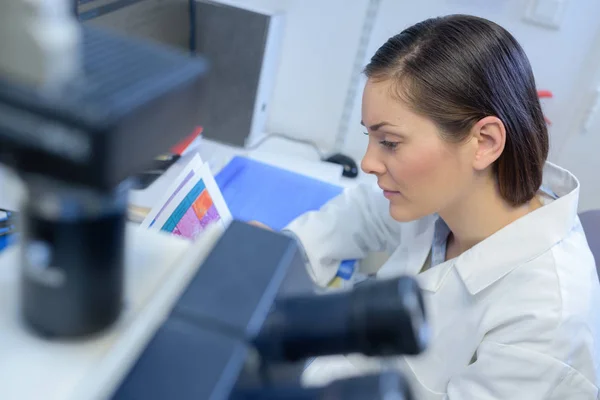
[0,209,17,252]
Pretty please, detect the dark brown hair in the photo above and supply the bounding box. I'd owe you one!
[365,15,548,206]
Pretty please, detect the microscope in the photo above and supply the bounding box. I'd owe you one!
[0,1,429,399]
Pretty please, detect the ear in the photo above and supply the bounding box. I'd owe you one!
[470,116,506,171]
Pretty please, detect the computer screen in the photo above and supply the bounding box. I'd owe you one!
[76,0,196,53]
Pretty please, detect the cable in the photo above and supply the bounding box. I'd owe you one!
[245,133,327,160]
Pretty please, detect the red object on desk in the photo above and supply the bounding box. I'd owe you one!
[171,126,203,156]
[537,90,553,125]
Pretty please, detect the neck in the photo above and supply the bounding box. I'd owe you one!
[439,175,542,255]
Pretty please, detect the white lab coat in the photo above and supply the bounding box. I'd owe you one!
[286,162,600,399]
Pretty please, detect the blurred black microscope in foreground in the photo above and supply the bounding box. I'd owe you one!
[0,2,429,398]
[113,221,430,400]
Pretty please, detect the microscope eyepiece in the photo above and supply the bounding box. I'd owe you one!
[253,276,428,362]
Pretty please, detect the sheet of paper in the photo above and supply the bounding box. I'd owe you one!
[141,154,232,240]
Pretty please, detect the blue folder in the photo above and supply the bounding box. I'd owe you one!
[215,156,343,231]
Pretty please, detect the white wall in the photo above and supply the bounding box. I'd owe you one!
[335,0,600,210]
[217,0,600,209]
[559,29,600,212]
[265,0,371,150]
[560,112,600,212]
[207,0,371,150]
[341,0,600,157]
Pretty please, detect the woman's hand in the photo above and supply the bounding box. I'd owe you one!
[248,220,273,231]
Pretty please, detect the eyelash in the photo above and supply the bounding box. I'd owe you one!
[380,140,399,150]
[363,132,400,150]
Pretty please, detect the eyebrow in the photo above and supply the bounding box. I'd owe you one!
[360,120,396,131]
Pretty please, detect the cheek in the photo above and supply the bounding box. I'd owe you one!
[389,146,451,189]
[389,143,471,209]
[387,146,466,221]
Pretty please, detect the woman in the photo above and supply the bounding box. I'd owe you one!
[256,15,600,398]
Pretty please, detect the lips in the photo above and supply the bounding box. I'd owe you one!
[378,184,398,193]
[379,184,401,199]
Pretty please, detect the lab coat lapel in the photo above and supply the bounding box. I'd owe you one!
[390,215,454,293]
[417,259,455,292]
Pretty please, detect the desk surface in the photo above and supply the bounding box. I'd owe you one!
[129,138,375,210]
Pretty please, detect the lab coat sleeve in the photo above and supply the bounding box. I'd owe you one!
[284,183,402,287]
[443,341,598,399]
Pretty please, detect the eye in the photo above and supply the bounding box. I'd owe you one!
[380,140,399,150]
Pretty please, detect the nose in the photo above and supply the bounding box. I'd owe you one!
[361,143,386,176]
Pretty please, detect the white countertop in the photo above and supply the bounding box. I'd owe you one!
[130,137,375,210]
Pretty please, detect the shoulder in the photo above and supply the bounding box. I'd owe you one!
[550,219,599,308]
[503,222,598,324]
[482,227,600,379]
[493,222,598,319]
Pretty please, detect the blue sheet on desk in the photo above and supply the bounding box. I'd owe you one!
[215,156,343,231]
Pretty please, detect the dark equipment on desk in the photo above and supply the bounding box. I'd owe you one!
[0,26,207,338]
[133,153,181,190]
[324,153,359,178]
[112,221,428,400]
[245,133,360,179]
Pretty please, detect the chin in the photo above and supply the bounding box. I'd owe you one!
[389,203,430,223]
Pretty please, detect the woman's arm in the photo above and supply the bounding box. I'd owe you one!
[283,183,403,287]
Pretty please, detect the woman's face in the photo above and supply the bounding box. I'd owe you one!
[361,78,476,222]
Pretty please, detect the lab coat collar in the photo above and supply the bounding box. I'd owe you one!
[452,162,580,295]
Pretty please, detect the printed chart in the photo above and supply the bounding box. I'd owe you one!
[142,154,232,240]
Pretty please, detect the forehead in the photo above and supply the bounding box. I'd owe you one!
[361,78,448,144]
[362,79,412,124]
